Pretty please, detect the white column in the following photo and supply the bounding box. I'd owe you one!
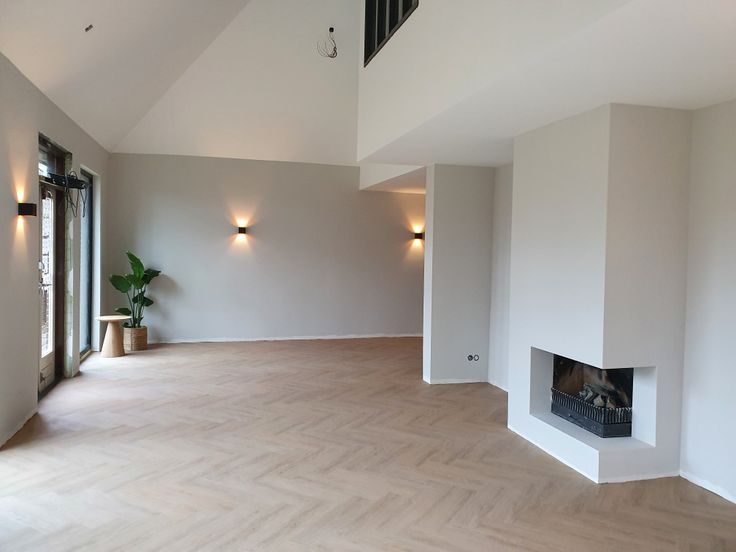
[423,165,494,384]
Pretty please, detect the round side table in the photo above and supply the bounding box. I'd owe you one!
[97,315,131,358]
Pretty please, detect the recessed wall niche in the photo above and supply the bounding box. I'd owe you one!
[529,347,656,447]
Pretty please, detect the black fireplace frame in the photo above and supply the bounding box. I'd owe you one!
[551,388,632,438]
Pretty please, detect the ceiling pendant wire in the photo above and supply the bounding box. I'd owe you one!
[317,27,338,58]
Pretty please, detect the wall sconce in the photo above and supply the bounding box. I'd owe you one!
[238,226,247,235]
[18,203,37,217]
[413,231,425,240]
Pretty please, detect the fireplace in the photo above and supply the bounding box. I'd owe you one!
[550,355,633,438]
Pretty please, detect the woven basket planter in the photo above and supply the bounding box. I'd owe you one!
[124,326,148,352]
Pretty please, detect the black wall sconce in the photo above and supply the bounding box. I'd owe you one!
[413,231,425,240]
[18,202,37,217]
[238,226,247,235]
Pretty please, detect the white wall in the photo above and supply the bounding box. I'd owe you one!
[423,165,493,383]
[105,154,424,342]
[681,98,736,503]
[115,0,359,166]
[599,105,690,479]
[509,106,611,378]
[358,0,628,161]
[488,164,513,390]
[508,106,611,480]
[0,53,109,445]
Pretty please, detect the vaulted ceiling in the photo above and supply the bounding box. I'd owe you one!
[0,0,253,151]
[2,1,736,169]
[0,0,359,165]
[114,0,359,166]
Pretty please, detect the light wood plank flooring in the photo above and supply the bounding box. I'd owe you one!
[1,338,734,551]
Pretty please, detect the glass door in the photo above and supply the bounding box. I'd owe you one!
[79,171,93,358]
[39,185,56,394]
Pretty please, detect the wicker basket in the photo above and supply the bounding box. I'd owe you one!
[124,326,148,351]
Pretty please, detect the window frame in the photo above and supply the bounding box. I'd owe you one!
[78,170,94,359]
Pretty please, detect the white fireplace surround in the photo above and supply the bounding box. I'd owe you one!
[507,104,690,485]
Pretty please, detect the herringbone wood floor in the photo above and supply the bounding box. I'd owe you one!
[1,338,734,551]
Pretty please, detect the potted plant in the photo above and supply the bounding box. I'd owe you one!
[109,252,161,351]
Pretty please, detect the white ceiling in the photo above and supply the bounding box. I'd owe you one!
[0,0,251,151]
[369,167,426,194]
[0,0,359,165]
[115,0,360,166]
[360,164,426,194]
[2,0,735,168]
[361,0,736,167]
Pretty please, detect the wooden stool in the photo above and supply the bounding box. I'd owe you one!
[97,315,131,358]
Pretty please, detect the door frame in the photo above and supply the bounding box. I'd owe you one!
[38,181,66,398]
[78,169,94,361]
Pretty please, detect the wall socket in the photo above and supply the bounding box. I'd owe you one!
[467,354,480,362]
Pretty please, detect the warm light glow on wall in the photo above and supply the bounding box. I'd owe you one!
[13,212,28,261]
[7,145,32,260]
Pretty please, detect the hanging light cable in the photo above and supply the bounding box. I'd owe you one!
[317,27,338,59]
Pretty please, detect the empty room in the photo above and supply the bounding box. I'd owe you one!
[1,1,735,550]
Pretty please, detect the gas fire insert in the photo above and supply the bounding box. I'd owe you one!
[551,355,633,438]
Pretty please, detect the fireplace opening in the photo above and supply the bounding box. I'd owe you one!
[551,355,633,438]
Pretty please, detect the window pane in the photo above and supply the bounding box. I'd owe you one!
[365,0,418,65]
[40,194,54,357]
[377,0,387,46]
[365,0,377,61]
[389,0,399,29]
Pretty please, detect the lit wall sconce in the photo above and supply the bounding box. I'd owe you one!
[18,202,37,217]
[238,226,248,235]
[413,231,424,240]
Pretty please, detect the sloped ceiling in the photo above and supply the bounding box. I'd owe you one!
[115,0,360,166]
[0,0,252,151]
[3,1,735,168]
[0,0,359,165]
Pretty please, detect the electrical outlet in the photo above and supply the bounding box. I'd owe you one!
[467,354,480,362]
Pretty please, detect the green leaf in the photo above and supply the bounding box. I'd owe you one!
[109,274,131,293]
[132,292,154,307]
[126,251,144,279]
[142,268,161,284]
[126,274,144,290]
[115,307,132,316]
